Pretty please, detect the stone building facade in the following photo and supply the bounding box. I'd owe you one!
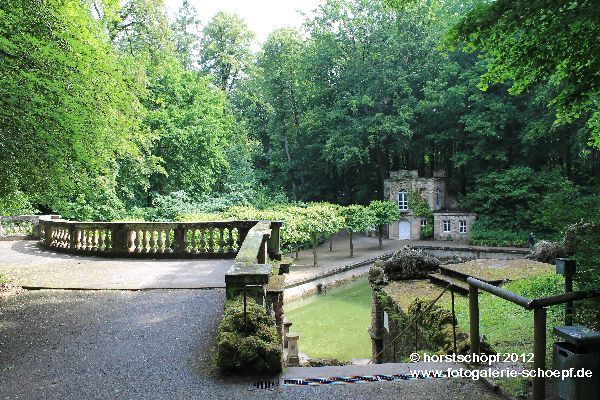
[433,210,477,241]
[384,170,475,241]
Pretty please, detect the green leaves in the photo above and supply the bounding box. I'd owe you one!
[368,200,401,227]
[446,0,600,146]
[340,205,374,233]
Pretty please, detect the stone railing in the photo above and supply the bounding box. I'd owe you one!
[0,215,61,241]
[225,220,282,300]
[36,217,282,259]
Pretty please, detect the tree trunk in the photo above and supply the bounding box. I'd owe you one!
[283,134,297,201]
[295,242,299,259]
[350,231,354,257]
[378,225,383,250]
[329,237,333,252]
[312,234,318,268]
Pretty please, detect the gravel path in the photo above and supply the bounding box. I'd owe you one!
[0,241,231,289]
[0,289,502,400]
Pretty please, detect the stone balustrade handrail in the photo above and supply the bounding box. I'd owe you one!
[0,214,62,241]
[32,216,282,259]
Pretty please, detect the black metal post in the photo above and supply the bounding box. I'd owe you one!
[451,286,457,354]
[469,284,480,356]
[533,308,547,400]
[414,319,418,352]
[565,269,574,326]
[243,286,248,333]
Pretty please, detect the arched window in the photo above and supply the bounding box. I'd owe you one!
[435,188,441,208]
[398,190,408,210]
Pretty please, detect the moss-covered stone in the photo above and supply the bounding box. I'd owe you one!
[374,246,440,281]
[442,258,553,282]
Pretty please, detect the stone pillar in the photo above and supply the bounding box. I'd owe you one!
[257,235,268,264]
[174,225,186,253]
[44,221,53,246]
[111,223,129,254]
[286,333,300,366]
[370,286,385,363]
[267,221,282,260]
[283,319,293,348]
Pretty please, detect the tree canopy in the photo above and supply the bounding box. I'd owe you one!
[445,0,600,146]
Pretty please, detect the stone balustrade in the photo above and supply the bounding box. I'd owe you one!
[31,217,282,259]
[0,215,61,241]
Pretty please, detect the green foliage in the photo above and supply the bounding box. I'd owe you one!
[420,223,433,240]
[301,203,344,240]
[0,0,143,216]
[469,218,528,247]
[217,297,282,375]
[145,63,239,197]
[369,200,401,227]
[407,190,432,218]
[446,0,600,145]
[199,11,255,91]
[340,205,375,233]
[0,190,36,216]
[464,167,600,245]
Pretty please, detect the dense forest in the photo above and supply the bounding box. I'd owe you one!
[1,0,599,244]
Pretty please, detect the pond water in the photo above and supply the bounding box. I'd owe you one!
[284,278,372,361]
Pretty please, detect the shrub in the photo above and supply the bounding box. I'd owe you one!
[217,297,282,375]
[420,223,433,239]
[469,217,528,247]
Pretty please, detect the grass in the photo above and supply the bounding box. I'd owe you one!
[284,278,372,361]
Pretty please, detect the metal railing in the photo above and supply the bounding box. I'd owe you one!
[467,277,600,400]
[370,282,456,364]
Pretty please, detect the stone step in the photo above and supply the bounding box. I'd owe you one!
[428,273,469,295]
[282,361,460,383]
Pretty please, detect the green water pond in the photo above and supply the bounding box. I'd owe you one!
[284,278,372,361]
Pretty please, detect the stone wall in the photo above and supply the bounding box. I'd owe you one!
[388,215,422,240]
[384,170,448,212]
[433,212,476,241]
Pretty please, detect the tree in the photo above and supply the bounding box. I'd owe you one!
[299,203,344,267]
[256,28,306,201]
[172,0,200,70]
[0,0,143,219]
[145,63,236,197]
[340,205,374,257]
[198,11,254,91]
[369,200,400,249]
[445,0,600,147]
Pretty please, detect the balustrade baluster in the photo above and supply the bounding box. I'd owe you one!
[190,229,198,253]
[227,228,235,253]
[218,227,225,253]
[165,228,172,253]
[156,228,164,253]
[134,229,141,252]
[207,227,215,253]
[92,229,98,251]
[149,230,156,253]
[142,230,148,252]
[98,230,105,251]
[197,228,206,253]
[73,229,81,250]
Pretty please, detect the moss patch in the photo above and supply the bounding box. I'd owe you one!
[442,259,554,282]
[383,280,452,310]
